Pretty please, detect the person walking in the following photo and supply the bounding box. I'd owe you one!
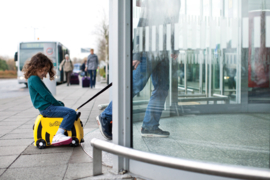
[59,54,74,86]
[80,60,88,76]
[85,49,99,88]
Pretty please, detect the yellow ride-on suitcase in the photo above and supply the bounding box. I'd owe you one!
[33,82,112,149]
[33,112,84,149]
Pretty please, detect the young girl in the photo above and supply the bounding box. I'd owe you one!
[23,52,77,146]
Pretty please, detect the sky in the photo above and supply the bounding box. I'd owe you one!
[0,0,109,59]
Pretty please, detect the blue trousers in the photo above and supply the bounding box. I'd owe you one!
[101,53,169,130]
[40,105,77,130]
[88,70,96,88]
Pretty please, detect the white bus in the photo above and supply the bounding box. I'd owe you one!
[14,41,69,86]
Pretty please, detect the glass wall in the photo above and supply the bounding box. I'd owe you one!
[132,0,270,169]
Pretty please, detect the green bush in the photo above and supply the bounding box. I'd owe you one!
[99,68,105,77]
[0,59,8,71]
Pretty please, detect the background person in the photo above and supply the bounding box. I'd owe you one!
[85,49,99,88]
[23,53,77,146]
[59,54,74,86]
[80,60,88,76]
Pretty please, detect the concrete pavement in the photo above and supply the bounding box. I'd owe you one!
[0,78,137,180]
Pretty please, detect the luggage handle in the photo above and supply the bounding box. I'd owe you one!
[75,82,113,111]
[76,112,81,121]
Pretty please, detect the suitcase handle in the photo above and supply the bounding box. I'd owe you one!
[75,82,112,111]
[76,112,81,121]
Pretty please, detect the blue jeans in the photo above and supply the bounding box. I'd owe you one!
[40,105,77,130]
[101,53,169,130]
[88,70,96,88]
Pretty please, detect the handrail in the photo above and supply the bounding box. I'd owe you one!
[178,94,206,98]
[178,97,229,104]
[91,138,270,179]
[213,94,229,98]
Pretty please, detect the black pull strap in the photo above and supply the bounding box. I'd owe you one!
[76,82,112,111]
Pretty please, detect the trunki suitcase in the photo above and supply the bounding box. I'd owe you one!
[33,113,84,149]
[33,83,112,149]
[70,73,79,85]
[82,77,90,88]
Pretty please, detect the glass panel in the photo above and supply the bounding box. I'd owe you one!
[247,0,270,103]
[132,0,270,169]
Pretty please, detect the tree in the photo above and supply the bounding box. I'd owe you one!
[6,58,16,71]
[0,59,8,71]
[95,10,109,62]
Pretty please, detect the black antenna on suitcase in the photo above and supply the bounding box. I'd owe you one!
[75,82,113,112]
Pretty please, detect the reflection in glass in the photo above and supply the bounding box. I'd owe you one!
[132,0,270,170]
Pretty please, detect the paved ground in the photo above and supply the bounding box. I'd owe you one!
[0,78,136,180]
[0,79,29,99]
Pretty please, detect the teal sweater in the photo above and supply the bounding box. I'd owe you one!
[28,75,64,111]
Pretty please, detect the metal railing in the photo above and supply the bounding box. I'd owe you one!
[91,138,270,179]
[178,97,229,104]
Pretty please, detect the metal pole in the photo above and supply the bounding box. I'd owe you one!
[236,0,242,103]
[205,44,208,97]
[208,1,213,97]
[185,53,187,94]
[220,50,224,94]
[93,147,102,176]
[220,0,225,95]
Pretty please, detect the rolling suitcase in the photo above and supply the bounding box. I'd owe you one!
[82,77,90,88]
[33,83,113,149]
[70,73,79,85]
[33,113,84,149]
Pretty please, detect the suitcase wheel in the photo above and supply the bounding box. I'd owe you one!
[81,138,84,143]
[36,139,46,149]
[70,138,79,147]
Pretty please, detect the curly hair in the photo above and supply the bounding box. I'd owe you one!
[23,53,55,80]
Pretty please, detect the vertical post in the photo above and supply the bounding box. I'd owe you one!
[220,0,225,95]
[208,1,213,97]
[43,73,56,95]
[199,1,203,94]
[111,0,131,174]
[93,147,102,176]
[205,46,208,97]
[199,52,203,93]
[220,51,224,95]
[185,53,187,94]
[236,0,242,103]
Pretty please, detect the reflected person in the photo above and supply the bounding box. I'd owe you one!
[96,0,181,140]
